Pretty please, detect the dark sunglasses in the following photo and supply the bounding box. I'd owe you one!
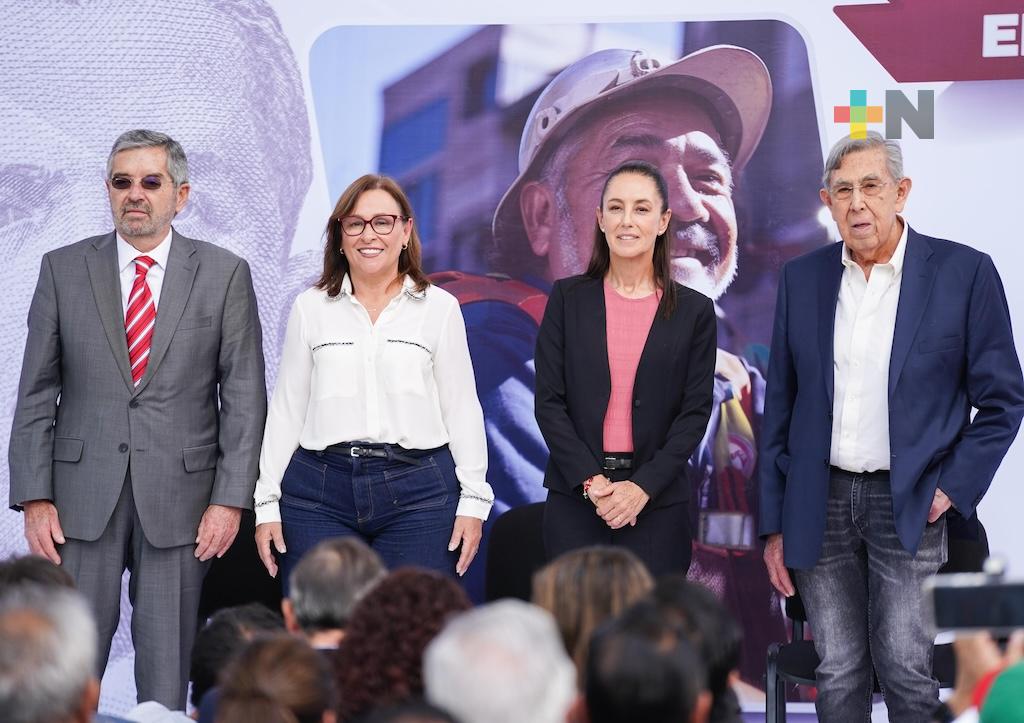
[109,175,164,191]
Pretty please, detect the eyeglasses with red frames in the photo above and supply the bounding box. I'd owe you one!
[109,175,165,191]
[338,214,409,236]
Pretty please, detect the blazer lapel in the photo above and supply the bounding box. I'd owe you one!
[85,232,135,392]
[888,228,936,398]
[818,243,844,407]
[134,229,198,395]
[635,288,673,385]
[579,278,611,405]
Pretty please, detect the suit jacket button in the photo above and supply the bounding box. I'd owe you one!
[129,400,140,409]
[633,399,640,408]
[118,443,129,453]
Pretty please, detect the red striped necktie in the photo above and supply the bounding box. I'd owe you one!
[125,256,157,386]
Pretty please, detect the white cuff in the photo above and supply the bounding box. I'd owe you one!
[456,495,492,521]
[254,499,281,526]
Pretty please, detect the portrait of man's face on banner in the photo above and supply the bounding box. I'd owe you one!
[0,0,312,708]
[310,18,828,688]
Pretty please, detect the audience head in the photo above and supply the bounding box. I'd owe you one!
[0,554,75,590]
[189,602,284,709]
[334,568,471,721]
[424,599,577,723]
[531,546,654,676]
[0,584,99,723]
[217,634,336,723]
[283,537,385,646]
[584,599,710,723]
[651,576,742,722]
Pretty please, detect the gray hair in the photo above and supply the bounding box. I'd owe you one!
[288,537,385,633]
[822,130,903,189]
[107,129,190,187]
[0,584,98,723]
[424,600,577,723]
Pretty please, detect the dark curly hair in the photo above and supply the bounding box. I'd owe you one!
[332,568,471,721]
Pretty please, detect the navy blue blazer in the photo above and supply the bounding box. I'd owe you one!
[535,275,716,508]
[759,227,1024,569]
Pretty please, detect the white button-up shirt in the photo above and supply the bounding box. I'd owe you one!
[116,230,171,315]
[254,275,493,524]
[830,218,909,473]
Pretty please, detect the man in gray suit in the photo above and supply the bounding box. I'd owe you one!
[8,130,267,708]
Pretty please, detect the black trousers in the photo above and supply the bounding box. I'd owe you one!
[542,476,692,577]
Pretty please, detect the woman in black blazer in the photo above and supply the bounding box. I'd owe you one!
[534,160,716,576]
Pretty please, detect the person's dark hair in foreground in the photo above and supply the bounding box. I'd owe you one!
[333,568,471,721]
[189,602,284,709]
[217,634,336,723]
[359,700,460,723]
[585,599,710,723]
[0,553,75,590]
[651,575,742,723]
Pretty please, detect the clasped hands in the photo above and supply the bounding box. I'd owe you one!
[587,475,649,529]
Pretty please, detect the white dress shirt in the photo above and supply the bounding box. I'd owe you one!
[116,230,172,315]
[254,275,493,524]
[830,217,909,473]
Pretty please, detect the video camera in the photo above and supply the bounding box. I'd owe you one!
[926,560,1024,635]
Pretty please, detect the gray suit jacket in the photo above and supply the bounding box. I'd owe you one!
[8,229,267,548]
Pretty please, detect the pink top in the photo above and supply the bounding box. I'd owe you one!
[602,281,660,453]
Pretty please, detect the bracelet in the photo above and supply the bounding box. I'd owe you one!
[459,492,495,505]
[582,476,595,500]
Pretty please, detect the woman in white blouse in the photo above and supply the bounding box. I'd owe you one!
[254,175,493,585]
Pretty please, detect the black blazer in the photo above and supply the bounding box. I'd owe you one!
[534,275,716,508]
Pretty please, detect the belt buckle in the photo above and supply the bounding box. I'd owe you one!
[349,446,361,458]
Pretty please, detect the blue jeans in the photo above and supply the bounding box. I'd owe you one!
[794,468,946,723]
[278,445,459,591]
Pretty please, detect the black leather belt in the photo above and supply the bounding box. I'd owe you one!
[602,453,634,471]
[829,465,890,482]
[346,445,387,458]
[321,443,423,465]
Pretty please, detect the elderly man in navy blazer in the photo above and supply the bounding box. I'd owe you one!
[759,131,1024,722]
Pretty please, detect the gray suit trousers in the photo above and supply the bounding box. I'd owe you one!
[60,471,209,709]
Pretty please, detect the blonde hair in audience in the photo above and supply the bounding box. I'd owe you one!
[531,546,654,681]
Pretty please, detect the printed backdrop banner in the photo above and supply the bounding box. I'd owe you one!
[2,0,1022,714]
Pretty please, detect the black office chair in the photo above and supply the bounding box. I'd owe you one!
[765,521,988,722]
[484,501,548,602]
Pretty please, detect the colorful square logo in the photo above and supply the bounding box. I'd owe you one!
[833,90,884,138]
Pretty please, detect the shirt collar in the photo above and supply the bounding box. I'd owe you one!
[338,274,426,301]
[840,214,908,275]
[117,228,173,274]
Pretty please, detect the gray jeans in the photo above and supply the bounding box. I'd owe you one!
[794,468,946,723]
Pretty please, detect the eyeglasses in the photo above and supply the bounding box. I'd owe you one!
[109,175,164,191]
[829,180,890,201]
[338,214,409,236]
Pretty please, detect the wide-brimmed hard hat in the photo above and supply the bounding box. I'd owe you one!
[492,45,772,247]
